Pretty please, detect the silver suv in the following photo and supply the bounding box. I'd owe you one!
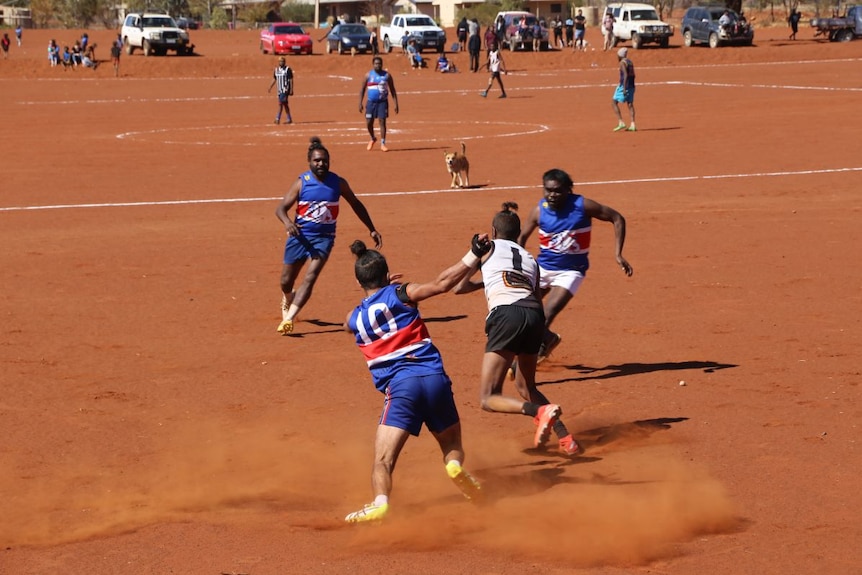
[121,13,192,56]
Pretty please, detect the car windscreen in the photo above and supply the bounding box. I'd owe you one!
[406,17,434,26]
[143,17,178,27]
[275,26,303,34]
[631,9,659,20]
[341,25,365,34]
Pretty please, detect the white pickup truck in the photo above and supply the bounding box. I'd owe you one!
[608,2,674,48]
[379,14,446,53]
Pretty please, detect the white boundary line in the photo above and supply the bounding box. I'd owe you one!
[3,165,860,213]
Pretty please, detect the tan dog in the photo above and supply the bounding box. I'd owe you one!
[444,142,470,189]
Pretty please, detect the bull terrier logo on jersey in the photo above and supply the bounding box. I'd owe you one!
[539,227,591,255]
[297,200,339,225]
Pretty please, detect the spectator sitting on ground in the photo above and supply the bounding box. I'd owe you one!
[436,53,456,73]
[81,44,99,69]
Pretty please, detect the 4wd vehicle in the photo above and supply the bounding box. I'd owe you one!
[380,14,446,53]
[811,5,862,41]
[495,11,550,51]
[681,6,754,47]
[121,13,192,56]
[607,2,673,48]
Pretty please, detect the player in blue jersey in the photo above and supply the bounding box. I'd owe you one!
[359,56,399,152]
[275,137,382,335]
[518,168,633,363]
[343,235,491,523]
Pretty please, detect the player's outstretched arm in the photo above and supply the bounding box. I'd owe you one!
[406,235,491,302]
[584,198,633,276]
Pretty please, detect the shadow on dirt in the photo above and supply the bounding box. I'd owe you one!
[468,417,688,503]
[540,360,737,385]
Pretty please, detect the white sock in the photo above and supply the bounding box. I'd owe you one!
[373,494,389,506]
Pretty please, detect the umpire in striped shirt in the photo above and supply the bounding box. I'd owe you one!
[268,56,294,125]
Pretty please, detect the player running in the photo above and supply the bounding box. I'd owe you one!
[343,236,489,522]
[455,202,580,456]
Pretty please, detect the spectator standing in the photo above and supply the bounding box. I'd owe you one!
[602,9,616,51]
[564,16,574,47]
[457,17,468,51]
[553,17,564,49]
[110,34,122,76]
[484,25,497,53]
[1,33,10,59]
[788,8,802,40]
[495,14,506,48]
[48,39,59,67]
[468,20,482,72]
[15,25,22,47]
[574,9,587,51]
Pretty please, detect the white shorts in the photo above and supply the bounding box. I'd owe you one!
[539,266,585,295]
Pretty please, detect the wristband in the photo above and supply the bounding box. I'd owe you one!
[461,251,480,268]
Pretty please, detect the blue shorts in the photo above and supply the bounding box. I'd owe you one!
[380,373,460,436]
[365,99,389,120]
[278,92,289,103]
[282,233,334,264]
[613,85,635,104]
[575,29,585,39]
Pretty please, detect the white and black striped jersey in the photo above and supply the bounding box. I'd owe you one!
[273,65,293,94]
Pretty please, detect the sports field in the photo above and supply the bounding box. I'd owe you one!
[1,24,860,575]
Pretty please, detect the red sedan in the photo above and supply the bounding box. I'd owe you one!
[260,22,313,55]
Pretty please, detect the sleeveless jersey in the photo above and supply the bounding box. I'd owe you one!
[619,58,635,89]
[273,65,293,95]
[481,239,541,309]
[295,170,341,236]
[489,50,502,73]
[348,284,446,392]
[365,69,390,103]
[537,194,591,273]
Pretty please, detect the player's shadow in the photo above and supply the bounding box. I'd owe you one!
[540,360,737,385]
[439,417,689,505]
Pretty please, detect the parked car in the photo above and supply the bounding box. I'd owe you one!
[260,22,313,55]
[607,2,673,48]
[323,23,372,54]
[379,14,446,53]
[495,11,550,51]
[681,6,754,48]
[121,13,192,56]
[176,17,199,30]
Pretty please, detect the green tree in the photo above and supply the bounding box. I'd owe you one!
[30,0,58,28]
[210,6,229,29]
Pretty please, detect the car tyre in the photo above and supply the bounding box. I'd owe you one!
[142,39,151,56]
[837,28,853,42]
[326,41,332,54]
[260,41,267,54]
[708,32,719,48]
[338,41,344,54]
[124,37,134,55]
[631,32,641,49]
[683,30,693,47]
[660,36,669,48]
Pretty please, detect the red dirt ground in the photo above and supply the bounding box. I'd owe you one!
[1,23,860,575]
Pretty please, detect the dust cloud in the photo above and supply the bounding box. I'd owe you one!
[2,417,738,568]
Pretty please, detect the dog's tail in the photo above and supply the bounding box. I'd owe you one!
[460,141,466,155]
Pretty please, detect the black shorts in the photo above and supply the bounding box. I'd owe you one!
[484,304,544,355]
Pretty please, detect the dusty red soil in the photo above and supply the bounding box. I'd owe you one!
[1,23,860,575]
